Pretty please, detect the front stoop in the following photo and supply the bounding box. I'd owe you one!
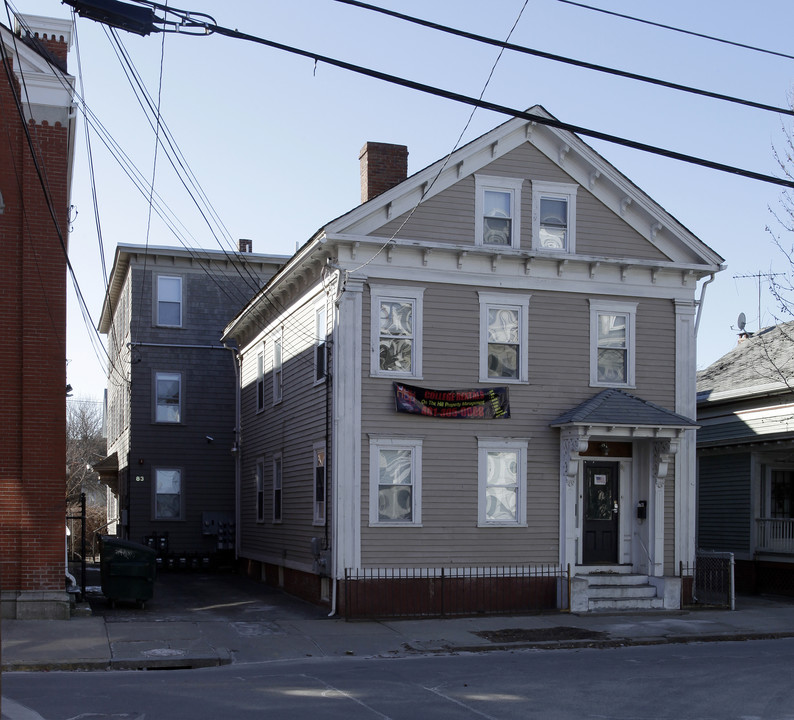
[586,574,664,611]
[571,573,679,612]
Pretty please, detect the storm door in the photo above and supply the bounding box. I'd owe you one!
[583,461,619,564]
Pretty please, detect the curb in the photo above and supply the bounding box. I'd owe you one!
[411,631,794,655]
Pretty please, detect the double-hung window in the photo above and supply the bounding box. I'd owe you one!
[478,292,530,383]
[313,443,326,525]
[273,454,283,523]
[156,275,182,327]
[273,328,283,404]
[370,285,424,378]
[256,346,265,412]
[475,175,523,249]
[589,300,637,387]
[315,301,327,383]
[369,437,422,526]
[478,438,528,526]
[255,457,265,523]
[154,468,182,520]
[531,181,577,252]
[155,371,181,423]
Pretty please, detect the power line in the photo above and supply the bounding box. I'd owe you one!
[332,0,794,118]
[555,0,794,62]
[196,20,794,190]
[64,2,794,188]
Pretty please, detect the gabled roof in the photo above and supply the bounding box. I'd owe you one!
[324,106,724,270]
[550,389,697,428]
[697,321,794,404]
[224,105,725,344]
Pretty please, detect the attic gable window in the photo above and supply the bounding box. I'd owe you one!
[475,175,524,249]
[531,181,578,252]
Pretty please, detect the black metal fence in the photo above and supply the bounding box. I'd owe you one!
[680,550,735,609]
[343,565,569,620]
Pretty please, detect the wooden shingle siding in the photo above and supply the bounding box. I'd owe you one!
[359,280,677,568]
[238,284,330,570]
[698,453,752,554]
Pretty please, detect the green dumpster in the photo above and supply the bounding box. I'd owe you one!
[99,535,157,608]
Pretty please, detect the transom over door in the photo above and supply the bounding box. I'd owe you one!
[583,461,619,564]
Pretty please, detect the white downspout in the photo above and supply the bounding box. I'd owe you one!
[694,273,715,337]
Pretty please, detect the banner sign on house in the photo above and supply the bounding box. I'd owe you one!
[394,383,510,419]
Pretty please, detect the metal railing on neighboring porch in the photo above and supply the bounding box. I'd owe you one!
[343,564,569,620]
[756,518,794,554]
[680,550,735,609]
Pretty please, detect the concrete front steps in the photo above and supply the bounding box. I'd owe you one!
[571,571,681,612]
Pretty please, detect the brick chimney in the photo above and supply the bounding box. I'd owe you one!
[238,238,252,253]
[359,142,408,203]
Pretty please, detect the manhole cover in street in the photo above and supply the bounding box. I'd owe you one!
[473,626,607,643]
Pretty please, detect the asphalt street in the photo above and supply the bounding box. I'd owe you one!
[4,637,794,719]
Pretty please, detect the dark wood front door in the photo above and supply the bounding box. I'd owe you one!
[583,462,619,564]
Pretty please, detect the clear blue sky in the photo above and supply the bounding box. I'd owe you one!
[9,0,794,400]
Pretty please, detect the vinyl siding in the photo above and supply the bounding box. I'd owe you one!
[375,143,669,261]
[359,280,677,567]
[698,453,752,554]
[237,285,331,570]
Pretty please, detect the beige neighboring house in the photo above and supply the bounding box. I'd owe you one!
[222,108,724,616]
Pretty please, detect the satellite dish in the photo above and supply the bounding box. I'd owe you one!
[738,312,746,332]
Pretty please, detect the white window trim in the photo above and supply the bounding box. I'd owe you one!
[589,299,637,388]
[478,292,531,384]
[153,466,184,521]
[272,327,283,405]
[314,299,328,386]
[475,174,524,249]
[272,453,283,524]
[154,370,182,424]
[313,441,326,526]
[369,436,423,527]
[477,437,529,527]
[369,285,424,379]
[255,457,265,524]
[531,180,578,253]
[155,274,183,327]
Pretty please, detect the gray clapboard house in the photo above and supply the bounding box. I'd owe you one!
[697,321,794,595]
[222,107,724,614]
[95,243,286,563]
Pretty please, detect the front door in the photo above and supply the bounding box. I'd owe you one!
[583,461,619,564]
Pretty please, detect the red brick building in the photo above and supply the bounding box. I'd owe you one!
[1,14,76,619]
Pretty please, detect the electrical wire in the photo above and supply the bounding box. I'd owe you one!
[187,18,794,190]
[555,0,794,63]
[104,27,267,300]
[349,0,531,275]
[1,11,109,374]
[331,0,794,118]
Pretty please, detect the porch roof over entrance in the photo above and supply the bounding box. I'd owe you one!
[550,389,697,431]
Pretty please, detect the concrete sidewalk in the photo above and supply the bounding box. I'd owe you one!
[3,572,794,672]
